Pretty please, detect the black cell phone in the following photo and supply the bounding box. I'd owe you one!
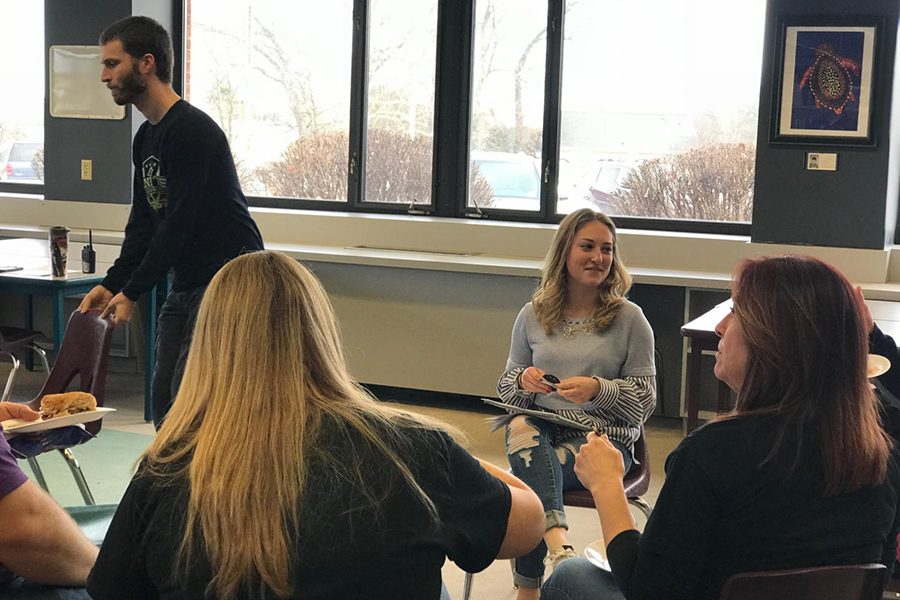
[542,373,560,389]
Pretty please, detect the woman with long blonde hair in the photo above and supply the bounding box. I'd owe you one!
[496,209,656,599]
[88,250,543,599]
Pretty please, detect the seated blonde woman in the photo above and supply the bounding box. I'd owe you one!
[87,250,544,599]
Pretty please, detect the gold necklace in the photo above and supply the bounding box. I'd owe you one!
[562,317,596,338]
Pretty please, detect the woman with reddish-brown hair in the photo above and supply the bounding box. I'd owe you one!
[543,255,900,600]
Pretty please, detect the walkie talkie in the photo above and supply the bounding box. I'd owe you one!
[82,229,96,273]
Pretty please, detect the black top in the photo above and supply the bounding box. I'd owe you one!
[870,325,900,439]
[101,100,263,299]
[606,415,900,600]
[87,423,511,599]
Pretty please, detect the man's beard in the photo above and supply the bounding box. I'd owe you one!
[111,64,148,106]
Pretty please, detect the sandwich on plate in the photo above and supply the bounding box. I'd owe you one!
[39,391,97,420]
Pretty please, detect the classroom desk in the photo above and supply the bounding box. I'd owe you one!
[681,298,900,433]
[0,238,159,420]
[0,238,107,351]
[680,301,732,433]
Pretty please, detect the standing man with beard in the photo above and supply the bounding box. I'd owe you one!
[79,16,263,428]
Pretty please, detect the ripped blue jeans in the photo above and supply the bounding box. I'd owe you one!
[505,415,632,589]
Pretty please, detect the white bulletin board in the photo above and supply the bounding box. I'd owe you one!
[49,45,126,120]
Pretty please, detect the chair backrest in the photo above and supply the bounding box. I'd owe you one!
[622,427,651,496]
[719,564,887,600]
[0,325,42,353]
[28,310,113,434]
[563,426,650,508]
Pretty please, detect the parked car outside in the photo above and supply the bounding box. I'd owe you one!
[470,151,540,211]
[0,142,43,182]
[582,161,637,213]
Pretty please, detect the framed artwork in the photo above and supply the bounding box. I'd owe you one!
[771,17,880,146]
[49,46,126,120]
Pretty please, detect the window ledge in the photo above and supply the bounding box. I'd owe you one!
[3,198,900,295]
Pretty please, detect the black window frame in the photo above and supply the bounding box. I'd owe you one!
[178,0,752,237]
[0,181,45,195]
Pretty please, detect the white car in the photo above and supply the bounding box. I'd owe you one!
[0,142,42,182]
[470,151,541,211]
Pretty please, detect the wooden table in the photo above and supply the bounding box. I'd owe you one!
[0,238,160,420]
[681,298,900,433]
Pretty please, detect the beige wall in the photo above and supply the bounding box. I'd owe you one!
[3,196,900,398]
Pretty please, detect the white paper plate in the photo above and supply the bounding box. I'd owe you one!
[868,354,891,379]
[583,542,611,571]
[1,407,115,434]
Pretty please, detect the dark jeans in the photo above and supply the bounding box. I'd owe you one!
[151,286,206,429]
[1,578,91,599]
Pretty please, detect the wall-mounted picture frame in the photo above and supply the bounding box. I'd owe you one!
[49,45,126,120]
[771,17,880,146]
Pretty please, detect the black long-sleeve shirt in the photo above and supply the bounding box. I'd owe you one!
[868,325,900,439]
[606,415,900,600]
[101,100,263,299]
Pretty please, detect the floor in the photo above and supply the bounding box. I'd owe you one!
[5,361,685,599]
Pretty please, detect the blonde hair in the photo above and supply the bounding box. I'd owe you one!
[141,251,452,598]
[533,209,632,333]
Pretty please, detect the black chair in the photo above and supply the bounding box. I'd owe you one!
[0,326,50,402]
[719,563,887,600]
[560,426,652,518]
[9,310,113,505]
[460,428,653,600]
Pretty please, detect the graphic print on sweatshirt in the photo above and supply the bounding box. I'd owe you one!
[142,156,167,211]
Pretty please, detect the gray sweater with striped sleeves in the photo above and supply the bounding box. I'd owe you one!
[497,301,657,450]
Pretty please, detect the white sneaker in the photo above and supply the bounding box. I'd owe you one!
[544,544,577,569]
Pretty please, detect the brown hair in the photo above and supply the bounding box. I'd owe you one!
[100,16,173,83]
[728,255,890,495]
[532,209,632,333]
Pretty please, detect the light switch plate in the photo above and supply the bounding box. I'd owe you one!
[806,152,837,171]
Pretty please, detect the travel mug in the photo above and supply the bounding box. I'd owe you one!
[49,226,70,277]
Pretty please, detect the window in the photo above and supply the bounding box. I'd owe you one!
[558,0,765,223]
[184,0,766,233]
[0,2,44,188]
[188,0,353,201]
[365,0,438,207]
[468,0,547,213]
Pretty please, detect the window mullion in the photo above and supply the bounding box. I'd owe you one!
[539,0,564,222]
[348,0,369,208]
[432,0,474,218]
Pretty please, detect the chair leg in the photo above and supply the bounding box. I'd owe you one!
[27,343,50,377]
[1,353,21,402]
[462,571,474,600]
[60,448,96,505]
[628,496,653,521]
[26,456,50,492]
